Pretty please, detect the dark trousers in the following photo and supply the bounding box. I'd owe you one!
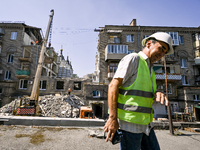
[120,128,160,150]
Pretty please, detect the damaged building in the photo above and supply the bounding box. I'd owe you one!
[94,19,200,121]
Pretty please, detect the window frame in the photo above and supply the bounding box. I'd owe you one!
[19,79,28,89]
[193,95,200,101]
[4,71,11,80]
[182,75,189,85]
[163,83,172,94]
[179,35,184,44]
[10,32,17,40]
[180,58,187,68]
[93,91,101,98]
[39,80,47,90]
[7,54,14,63]
[126,35,134,42]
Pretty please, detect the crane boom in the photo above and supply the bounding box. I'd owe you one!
[30,10,54,105]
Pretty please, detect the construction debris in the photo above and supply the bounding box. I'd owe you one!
[0,94,84,118]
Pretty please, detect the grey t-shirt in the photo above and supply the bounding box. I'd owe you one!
[114,51,153,135]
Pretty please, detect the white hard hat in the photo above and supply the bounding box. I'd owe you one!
[142,32,174,55]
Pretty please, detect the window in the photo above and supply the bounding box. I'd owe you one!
[109,63,118,73]
[11,32,17,40]
[0,45,1,54]
[4,71,11,80]
[56,81,64,89]
[180,59,187,68]
[39,80,47,90]
[0,88,2,94]
[19,80,28,89]
[108,36,120,43]
[107,45,128,54]
[126,35,134,42]
[182,75,189,85]
[143,35,149,39]
[74,82,81,90]
[179,36,184,44]
[128,50,135,54]
[7,54,14,63]
[167,32,179,45]
[93,91,100,97]
[162,67,170,73]
[193,95,200,101]
[163,84,172,94]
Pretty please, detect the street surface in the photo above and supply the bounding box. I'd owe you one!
[0,125,200,150]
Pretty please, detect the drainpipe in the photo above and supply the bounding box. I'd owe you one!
[138,26,140,52]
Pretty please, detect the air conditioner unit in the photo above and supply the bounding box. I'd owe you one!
[0,70,3,74]
[28,80,33,84]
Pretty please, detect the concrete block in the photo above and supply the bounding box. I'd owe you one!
[32,117,61,126]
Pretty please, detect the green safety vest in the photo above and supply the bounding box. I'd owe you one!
[118,53,157,125]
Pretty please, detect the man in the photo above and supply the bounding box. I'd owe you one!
[104,32,174,150]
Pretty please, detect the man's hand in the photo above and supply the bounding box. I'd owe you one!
[154,92,169,106]
[104,118,119,142]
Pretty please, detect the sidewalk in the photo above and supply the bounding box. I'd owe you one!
[1,115,200,129]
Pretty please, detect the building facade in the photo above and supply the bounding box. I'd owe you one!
[94,19,200,120]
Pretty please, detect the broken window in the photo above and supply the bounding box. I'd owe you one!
[74,82,81,90]
[93,91,100,97]
[19,79,28,89]
[56,81,64,89]
[40,80,47,90]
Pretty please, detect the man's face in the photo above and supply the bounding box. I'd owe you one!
[148,41,169,63]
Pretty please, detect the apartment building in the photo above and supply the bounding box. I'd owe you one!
[0,23,63,107]
[94,19,200,120]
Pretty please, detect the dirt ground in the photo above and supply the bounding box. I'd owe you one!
[1,125,200,150]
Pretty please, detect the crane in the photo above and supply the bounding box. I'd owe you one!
[15,10,54,116]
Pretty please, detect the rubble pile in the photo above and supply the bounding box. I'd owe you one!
[0,94,84,118]
[39,94,84,117]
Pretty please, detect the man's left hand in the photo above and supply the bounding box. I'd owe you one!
[154,92,169,106]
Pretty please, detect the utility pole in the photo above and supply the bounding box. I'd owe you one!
[30,10,54,106]
[164,56,174,135]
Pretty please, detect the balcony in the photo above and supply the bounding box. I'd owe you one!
[193,40,200,48]
[16,70,30,79]
[105,45,128,61]
[18,57,32,62]
[156,73,182,81]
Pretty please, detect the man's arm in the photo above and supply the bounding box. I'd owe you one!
[104,78,123,142]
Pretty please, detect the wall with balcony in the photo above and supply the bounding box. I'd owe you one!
[105,45,128,61]
[15,70,30,78]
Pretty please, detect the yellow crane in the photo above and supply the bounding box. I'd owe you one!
[15,10,54,116]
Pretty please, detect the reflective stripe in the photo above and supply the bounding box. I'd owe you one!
[119,89,153,98]
[118,103,153,114]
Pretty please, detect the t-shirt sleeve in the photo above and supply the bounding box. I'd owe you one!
[113,53,139,84]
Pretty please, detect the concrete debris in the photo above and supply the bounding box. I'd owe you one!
[88,129,105,139]
[0,94,84,118]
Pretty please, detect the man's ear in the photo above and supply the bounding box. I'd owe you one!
[146,40,152,49]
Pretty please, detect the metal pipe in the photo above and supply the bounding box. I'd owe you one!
[164,56,174,135]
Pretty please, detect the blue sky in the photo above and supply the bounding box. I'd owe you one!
[1,0,199,77]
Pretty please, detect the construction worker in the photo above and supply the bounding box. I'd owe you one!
[104,32,174,150]
[68,86,71,95]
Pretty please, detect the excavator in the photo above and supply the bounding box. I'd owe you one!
[14,10,54,116]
